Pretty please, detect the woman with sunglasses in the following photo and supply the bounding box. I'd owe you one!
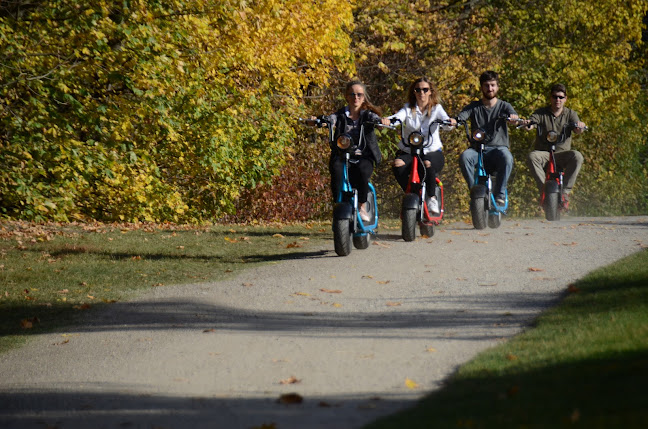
[326,80,384,222]
[384,77,456,214]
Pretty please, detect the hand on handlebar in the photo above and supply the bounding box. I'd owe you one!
[574,121,588,133]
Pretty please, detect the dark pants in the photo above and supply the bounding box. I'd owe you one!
[392,151,444,198]
[329,156,374,204]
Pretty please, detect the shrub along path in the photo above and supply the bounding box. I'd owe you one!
[1,216,647,429]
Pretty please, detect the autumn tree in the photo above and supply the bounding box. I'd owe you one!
[346,0,648,218]
[0,0,354,222]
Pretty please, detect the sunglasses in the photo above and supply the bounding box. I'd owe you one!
[348,93,365,98]
[552,95,566,100]
[414,87,430,94]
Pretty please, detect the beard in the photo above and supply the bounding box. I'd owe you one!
[483,91,497,100]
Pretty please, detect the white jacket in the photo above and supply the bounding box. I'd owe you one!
[388,103,452,154]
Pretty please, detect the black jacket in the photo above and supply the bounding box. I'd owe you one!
[330,107,382,165]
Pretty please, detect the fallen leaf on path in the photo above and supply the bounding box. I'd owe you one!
[277,393,303,404]
[426,347,437,353]
[405,378,419,389]
[527,267,544,272]
[320,288,342,294]
[377,280,390,285]
[386,301,401,307]
[332,303,342,308]
[273,233,285,239]
[563,242,578,246]
[473,240,488,244]
[279,376,301,385]
[203,328,216,333]
[242,282,253,287]
[362,275,374,279]
[294,292,310,296]
[372,241,390,248]
[286,242,302,248]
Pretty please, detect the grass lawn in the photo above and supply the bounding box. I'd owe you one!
[0,220,334,353]
[364,248,648,428]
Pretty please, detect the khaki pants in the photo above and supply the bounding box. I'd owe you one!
[527,150,583,193]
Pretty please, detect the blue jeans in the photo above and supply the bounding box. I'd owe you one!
[459,146,514,200]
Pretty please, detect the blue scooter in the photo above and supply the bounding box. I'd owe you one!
[457,115,520,229]
[301,116,380,256]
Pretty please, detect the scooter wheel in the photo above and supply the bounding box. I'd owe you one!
[470,198,488,230]
[402,208,417,242]
[544,193,560,221]
[333,218,352,256]
[353,234,370,249]
[488,212,501,229]
[420,223,435,238]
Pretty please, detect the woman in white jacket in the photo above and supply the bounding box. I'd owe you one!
[385,77,456,214]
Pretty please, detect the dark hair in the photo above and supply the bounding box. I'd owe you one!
[407,77,441,116]
[479,70,499,85]
[345,80,382,115]
[550,83,567,95]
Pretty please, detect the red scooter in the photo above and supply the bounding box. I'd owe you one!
[525,121,587,221]
[390,118,450,241]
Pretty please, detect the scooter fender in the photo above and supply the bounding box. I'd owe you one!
[402,193,420,211]
[544,181,560,194]
[470,184,488,199]
[333,202,353,220]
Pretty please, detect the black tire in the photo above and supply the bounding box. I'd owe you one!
[402,208,417,242]
[470,197,488,230]
[488,212,501,229]
[353,234,370,249]
[544,192,560,221]
[333,218,352,256]
[420,223,435,238]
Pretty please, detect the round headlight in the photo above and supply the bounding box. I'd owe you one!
[337,134,352,150]
[547,131,559,143]
[472,129,486,142]
[408,131,424,146]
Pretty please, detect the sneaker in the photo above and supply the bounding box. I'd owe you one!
[359,206,370,222]
[426,196,440,214]
[495,197,506,207]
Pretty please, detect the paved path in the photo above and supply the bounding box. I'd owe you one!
[1,216,647,429]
